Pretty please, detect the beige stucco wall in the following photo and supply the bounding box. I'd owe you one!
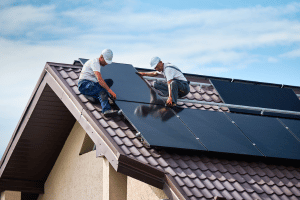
[36,120,168,200]
[0,191,21,200]
[127,177,168,200]
[37,121,103,200]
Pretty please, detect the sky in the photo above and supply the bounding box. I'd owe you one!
[0,0,299,159]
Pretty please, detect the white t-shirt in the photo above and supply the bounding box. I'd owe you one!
[79,58,101,82]
[163,63,187,82]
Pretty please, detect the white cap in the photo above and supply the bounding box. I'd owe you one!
[150,57,161,68]
[102,49,113,64]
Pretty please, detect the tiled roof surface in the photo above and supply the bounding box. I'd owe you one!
[54,64,300,200]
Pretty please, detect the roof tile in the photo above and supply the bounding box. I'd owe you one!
[290,187,300,196]
[121,137,134,147]
[114,128,127,138]
[202,179,215,189]
[193,178,205,189]
[120,145,131,155]
[212,179,225,190]
[281,186,293,196]
[99,119,109,128]
[182,177,195,187]
[271,185,284,195]
[66,78,76,86]
[232,181,245,192]
[182,186,193,196]
[135,155,149,164]
[199,188,213,199]
[194,169,207,180]
[146,156,159,166]
[223,180,235,191]
[131,138,143,148]
[220,189,234,200]
[105,127,116,137]
[91,110,101,119]
[113,136,123,146]
[124,129,136,139]
[59,70,69,78]
[183,168,197,179]
[128,146,141,156]
[164,166,176,176]
[67,71,78,79]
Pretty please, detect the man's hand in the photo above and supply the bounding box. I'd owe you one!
[108,89,117,99]
[166,96,173,106]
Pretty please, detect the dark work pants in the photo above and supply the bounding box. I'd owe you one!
[78,79,113,112]
[153,80,190,104]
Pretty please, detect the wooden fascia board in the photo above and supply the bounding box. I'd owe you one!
[0,179,44,194]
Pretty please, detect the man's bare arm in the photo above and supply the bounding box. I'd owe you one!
[94,71,116,99]
[166,79,173,106]
[138,71,159,77]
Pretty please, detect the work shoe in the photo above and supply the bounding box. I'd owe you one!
[103,110,119,118]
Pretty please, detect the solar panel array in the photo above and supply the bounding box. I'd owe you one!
[79,59,300,160]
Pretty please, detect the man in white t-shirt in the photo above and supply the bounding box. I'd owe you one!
[78,49,118,117]
[138,57,190,107]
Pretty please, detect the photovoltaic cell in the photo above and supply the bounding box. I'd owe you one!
[176,109,263,156]
[278,118,300,142]
[227,113,300,160]
[101,63,164,104]
[79,58,89,65]
[211,79,300,117]
[116,100,207,150]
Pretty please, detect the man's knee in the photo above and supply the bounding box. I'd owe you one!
[105,79,113,88]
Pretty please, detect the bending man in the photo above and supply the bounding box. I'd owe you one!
[139,57,190,107]
[78,49,118,117]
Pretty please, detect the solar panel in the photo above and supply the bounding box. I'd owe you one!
[116,101,207,150]
[211,79,300,117]
[101,63,164,104]
[226,113,300,160]
[176,109,263,156]
[278,118,300,142]
[79,58,89,65]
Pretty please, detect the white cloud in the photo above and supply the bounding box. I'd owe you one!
[280,48,300,58]
[0,5,55,34]
[268,57,279,63]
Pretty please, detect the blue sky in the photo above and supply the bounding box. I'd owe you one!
[0,0,299,159]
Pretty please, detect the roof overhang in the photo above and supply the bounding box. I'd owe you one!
[0,62,187,199]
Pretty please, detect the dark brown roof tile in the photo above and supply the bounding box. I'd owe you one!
[99,119,109,128]
[281,169,295,179]
[230,190,244,200]
[184,168,197,178]
[262,167,276,178]
[176,159,191,169]
[194,169,207,180]
[148,149,161,158]
[200,188,213,198]
[223,172,236,183]
[120,145,131,155]
[59,70,69,78]
[196,161,208,171]
[121,137,134,147]
[72,86,80,94]
[134,155,149,164]
[273,168,286,179]
[128,146,141,156]
[175,176,186,187]
[271,185,284,195]
[131,138,143,148]
[124,129,136,139]
[232,173,246,183]
[251,183,264,194]
[182,177,195,187]
[66,78,76,86]
[223,180,235,191]
[261,176,274,186]
[146,156,159,166]
[240,191,253,200]
[164,166,176,176]
[105,127,116,136]
[243,174,256,184]
[193,178,206,189]
[281,186,293,196]
[281,177,294,187]
[271,176,284,187]
[212,179,225,190]
[203,170,217,181]
[114,128,127,138]
[91,110,101,119]
[290,170,300,179]
[240,182,254,193]
[67,71,78,79]
[290,187,300,196]
[191,187,205,198]
[113,136,123,146]
[291,178,300,187]
[182,186,193,196]
[261,184,274,194]
[232,181,245,192]
[202,179,215,189]
[220,190,233,200]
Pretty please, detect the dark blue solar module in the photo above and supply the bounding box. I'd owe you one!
[176,109,263,156]
[101,63,164,105]
[79,58,89,65]
[116,101,207,150]
[227,113,300,160]
[278,118,300,141]
[211,79,300,117]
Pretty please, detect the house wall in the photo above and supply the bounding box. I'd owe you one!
[127,177,168,200]
[37,121,168,200]
[37,122,103,200]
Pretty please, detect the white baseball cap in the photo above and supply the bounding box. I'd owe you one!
[150,57,161,69]
[102,49,113,64]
